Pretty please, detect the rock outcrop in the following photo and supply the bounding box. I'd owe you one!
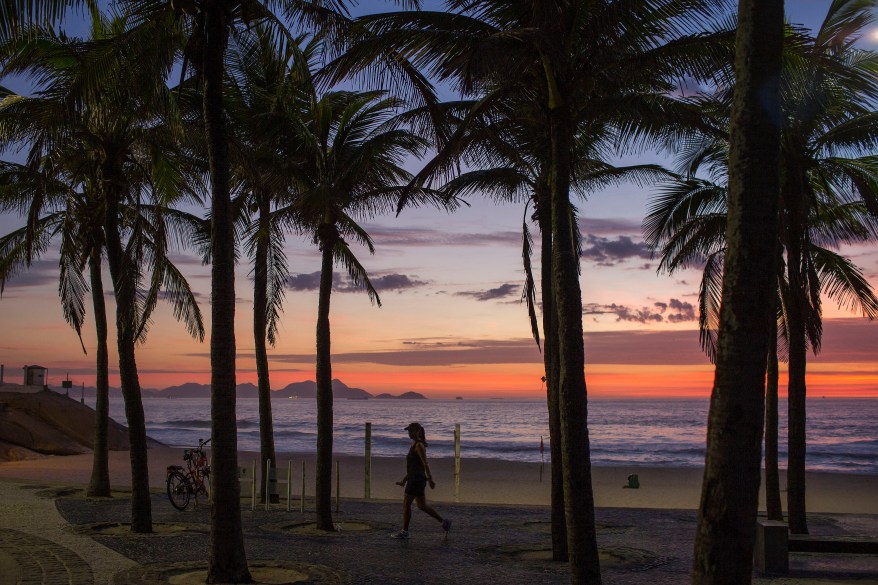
[0,390,161,462]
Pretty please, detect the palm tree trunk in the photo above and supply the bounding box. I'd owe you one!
[545,74,601,582]
[765,315,783,521]
[203,4,251,582]
[103,180,152,534]
[786,236,808,535]
[692,0,783,582]
[537,185,567,563]
[315,227,335,531]
[86,246,111,498]
[253,192,277,504]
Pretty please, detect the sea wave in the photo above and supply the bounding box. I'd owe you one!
[92,396,878,474]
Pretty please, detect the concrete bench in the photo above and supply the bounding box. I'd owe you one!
[789,535,878,555]
[755,520,789,574]
[756,519,878,575]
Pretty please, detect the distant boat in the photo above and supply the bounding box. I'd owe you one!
[455,397,463,400]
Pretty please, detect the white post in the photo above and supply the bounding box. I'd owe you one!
[251,460,256,511]
[300,460,306,513]
[364,422,372,499]
[286,460,292,512]
[454,423,461,502]
[265,458,271,511]
[335,459,340,513]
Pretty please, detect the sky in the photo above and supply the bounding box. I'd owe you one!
[1,1,877,399]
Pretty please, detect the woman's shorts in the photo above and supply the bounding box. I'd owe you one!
[405,479,427,498]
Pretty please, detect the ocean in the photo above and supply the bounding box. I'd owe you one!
[89,396,878,475]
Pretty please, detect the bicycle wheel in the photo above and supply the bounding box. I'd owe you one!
[166,471,191,511]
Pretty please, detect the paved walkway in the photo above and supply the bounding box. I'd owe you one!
[2,477,877,584]
[0,480,136,585]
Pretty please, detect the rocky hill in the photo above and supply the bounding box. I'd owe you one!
[51,378,427,401]
[374,391,428,400]
[0,390,163,462]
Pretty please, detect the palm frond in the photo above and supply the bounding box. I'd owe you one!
[332,239,381,307]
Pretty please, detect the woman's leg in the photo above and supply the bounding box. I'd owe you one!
[414,496,443,523]
[403,494,414,530]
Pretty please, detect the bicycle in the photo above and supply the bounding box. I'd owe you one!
[166,438,211,510]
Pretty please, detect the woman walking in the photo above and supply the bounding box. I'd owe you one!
[391,422,451,539]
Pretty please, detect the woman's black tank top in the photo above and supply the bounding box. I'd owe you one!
[406,441,427,480]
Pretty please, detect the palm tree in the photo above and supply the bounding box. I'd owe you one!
[0,162,112,498]
[329,3,727,579]
[0,15,205,532]
[276,88,450,531]
[687,0,784,579]
[223,31,316,504]
[432,93,672,560]
[648,0,878,537]
[775,0,878,534]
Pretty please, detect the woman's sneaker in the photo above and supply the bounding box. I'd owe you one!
[441,519,452,532]
[390,529,409,539]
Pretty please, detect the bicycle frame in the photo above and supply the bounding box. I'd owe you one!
[166,438,211,510]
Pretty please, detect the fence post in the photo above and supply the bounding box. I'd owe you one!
[364,422,372,499]
[265,458,271,511]
[335,459,341,513]
[251,460,256,511]
[300,460,306,513]
[454,423,461,502]
[286,460,292,512]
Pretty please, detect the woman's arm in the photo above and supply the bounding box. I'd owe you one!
[415,443,435,487]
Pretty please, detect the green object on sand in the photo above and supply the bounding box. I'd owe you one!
[624,474,640,489]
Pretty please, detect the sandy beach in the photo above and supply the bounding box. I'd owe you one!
[0,446,875,515]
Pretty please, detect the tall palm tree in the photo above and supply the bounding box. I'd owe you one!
[277,89,450,531]
[0,162,113,498]
[223,31,317,503]
[648,0,878,536]
[432,94,671,560]
[775,0,878,534]
[0,15,205,532]
[330,3,727,579]
[689,0,784,579]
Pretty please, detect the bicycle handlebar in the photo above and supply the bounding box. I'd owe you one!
[198,438,212,448]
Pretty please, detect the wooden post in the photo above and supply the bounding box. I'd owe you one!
[454,423,461,502]
[251,460,256,511]
[364,422,372,499]
[300,460,306,513]
[286,460,292,512]
[265,458,271,511]
[335,459,340,513]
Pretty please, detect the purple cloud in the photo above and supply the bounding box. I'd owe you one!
[581,235,652,265]
[585,298,697,324]
[287,271,428,293]
[363,273,428,292]
[287,271,323,291]
[364,225,520,247]
[0,259,58,289]
[577,217,642,236]
[456,283,519,301]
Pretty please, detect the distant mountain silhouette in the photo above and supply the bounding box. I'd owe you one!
[51,378,421,400]
[275,379,371,400]
[374,391,428,400]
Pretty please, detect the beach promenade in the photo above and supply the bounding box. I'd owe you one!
[0,450,876,584]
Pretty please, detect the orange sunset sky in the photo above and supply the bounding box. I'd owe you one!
[1,2,877,399]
